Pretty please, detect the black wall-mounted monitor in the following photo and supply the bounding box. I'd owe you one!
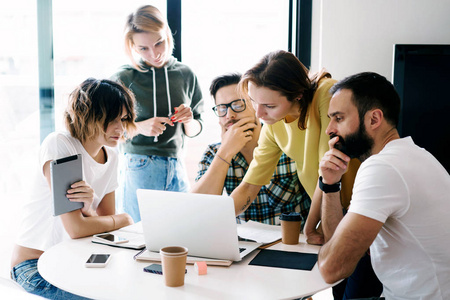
[393,44,450,174]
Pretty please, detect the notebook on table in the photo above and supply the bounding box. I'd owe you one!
[136,189,261,262]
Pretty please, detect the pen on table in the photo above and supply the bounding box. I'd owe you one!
[238,236,258,243]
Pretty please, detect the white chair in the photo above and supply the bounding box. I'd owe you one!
[0,276,44,299]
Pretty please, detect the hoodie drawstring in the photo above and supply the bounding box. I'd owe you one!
[164,66,172,115]
[153,66,172,142]
[151,67,158,142]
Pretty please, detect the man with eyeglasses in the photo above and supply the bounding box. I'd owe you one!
[191,73,311,225]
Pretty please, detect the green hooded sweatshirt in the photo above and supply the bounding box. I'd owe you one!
[111,56,203,158]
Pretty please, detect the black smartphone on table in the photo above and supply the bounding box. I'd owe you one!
[143,264,187,275]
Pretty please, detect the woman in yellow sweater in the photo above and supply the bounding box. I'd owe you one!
[230,50,359,239]
[230,50,382,300]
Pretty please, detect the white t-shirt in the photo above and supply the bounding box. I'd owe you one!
[349,137,450,300]
[16,132,119,251]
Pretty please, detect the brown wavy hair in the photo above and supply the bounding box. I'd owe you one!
[239,50,331,130]
[64,78,137,143]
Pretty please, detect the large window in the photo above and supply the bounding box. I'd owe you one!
[0,1,40,277]
[0,1,39,209]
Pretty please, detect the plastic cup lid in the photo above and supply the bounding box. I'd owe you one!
[280,212,301,221]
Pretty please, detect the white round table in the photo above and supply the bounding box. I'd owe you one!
[38,235,334,299]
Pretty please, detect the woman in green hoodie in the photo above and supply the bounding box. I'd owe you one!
[111,5,204,222]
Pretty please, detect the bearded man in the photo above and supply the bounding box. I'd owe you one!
[317,72,450,300]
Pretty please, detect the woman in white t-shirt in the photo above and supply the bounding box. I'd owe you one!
[10,78,137,299]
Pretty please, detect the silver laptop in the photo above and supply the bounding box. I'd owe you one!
[137,189,261,261]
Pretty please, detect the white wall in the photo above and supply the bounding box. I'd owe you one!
[310,0,450,81]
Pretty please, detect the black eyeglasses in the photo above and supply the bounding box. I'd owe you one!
[212,99,246,117]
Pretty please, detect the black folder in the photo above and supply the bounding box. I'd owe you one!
[249,249,318,271]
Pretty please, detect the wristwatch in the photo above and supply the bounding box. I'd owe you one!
[319,176,341,193]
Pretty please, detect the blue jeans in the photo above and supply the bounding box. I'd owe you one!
[332,252,383,300]
[11,259,91,299]
[117,153,190,222]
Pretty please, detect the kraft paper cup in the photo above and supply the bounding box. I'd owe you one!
[280,212,302,245]
[160,246,188,287]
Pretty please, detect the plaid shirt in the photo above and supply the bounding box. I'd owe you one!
[195,143,311,225]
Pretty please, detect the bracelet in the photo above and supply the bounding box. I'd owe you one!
[318,176,341,193]
[110,215,116,230]
[217,154,231,166]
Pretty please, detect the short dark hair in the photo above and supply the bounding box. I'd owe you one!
[209,73,242,101]
[330,72,401,127]
[64,78,137,143]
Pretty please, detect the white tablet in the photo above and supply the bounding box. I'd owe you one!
[50,154,84,216]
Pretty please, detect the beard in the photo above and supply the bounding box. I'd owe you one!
[331,122,374,161]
